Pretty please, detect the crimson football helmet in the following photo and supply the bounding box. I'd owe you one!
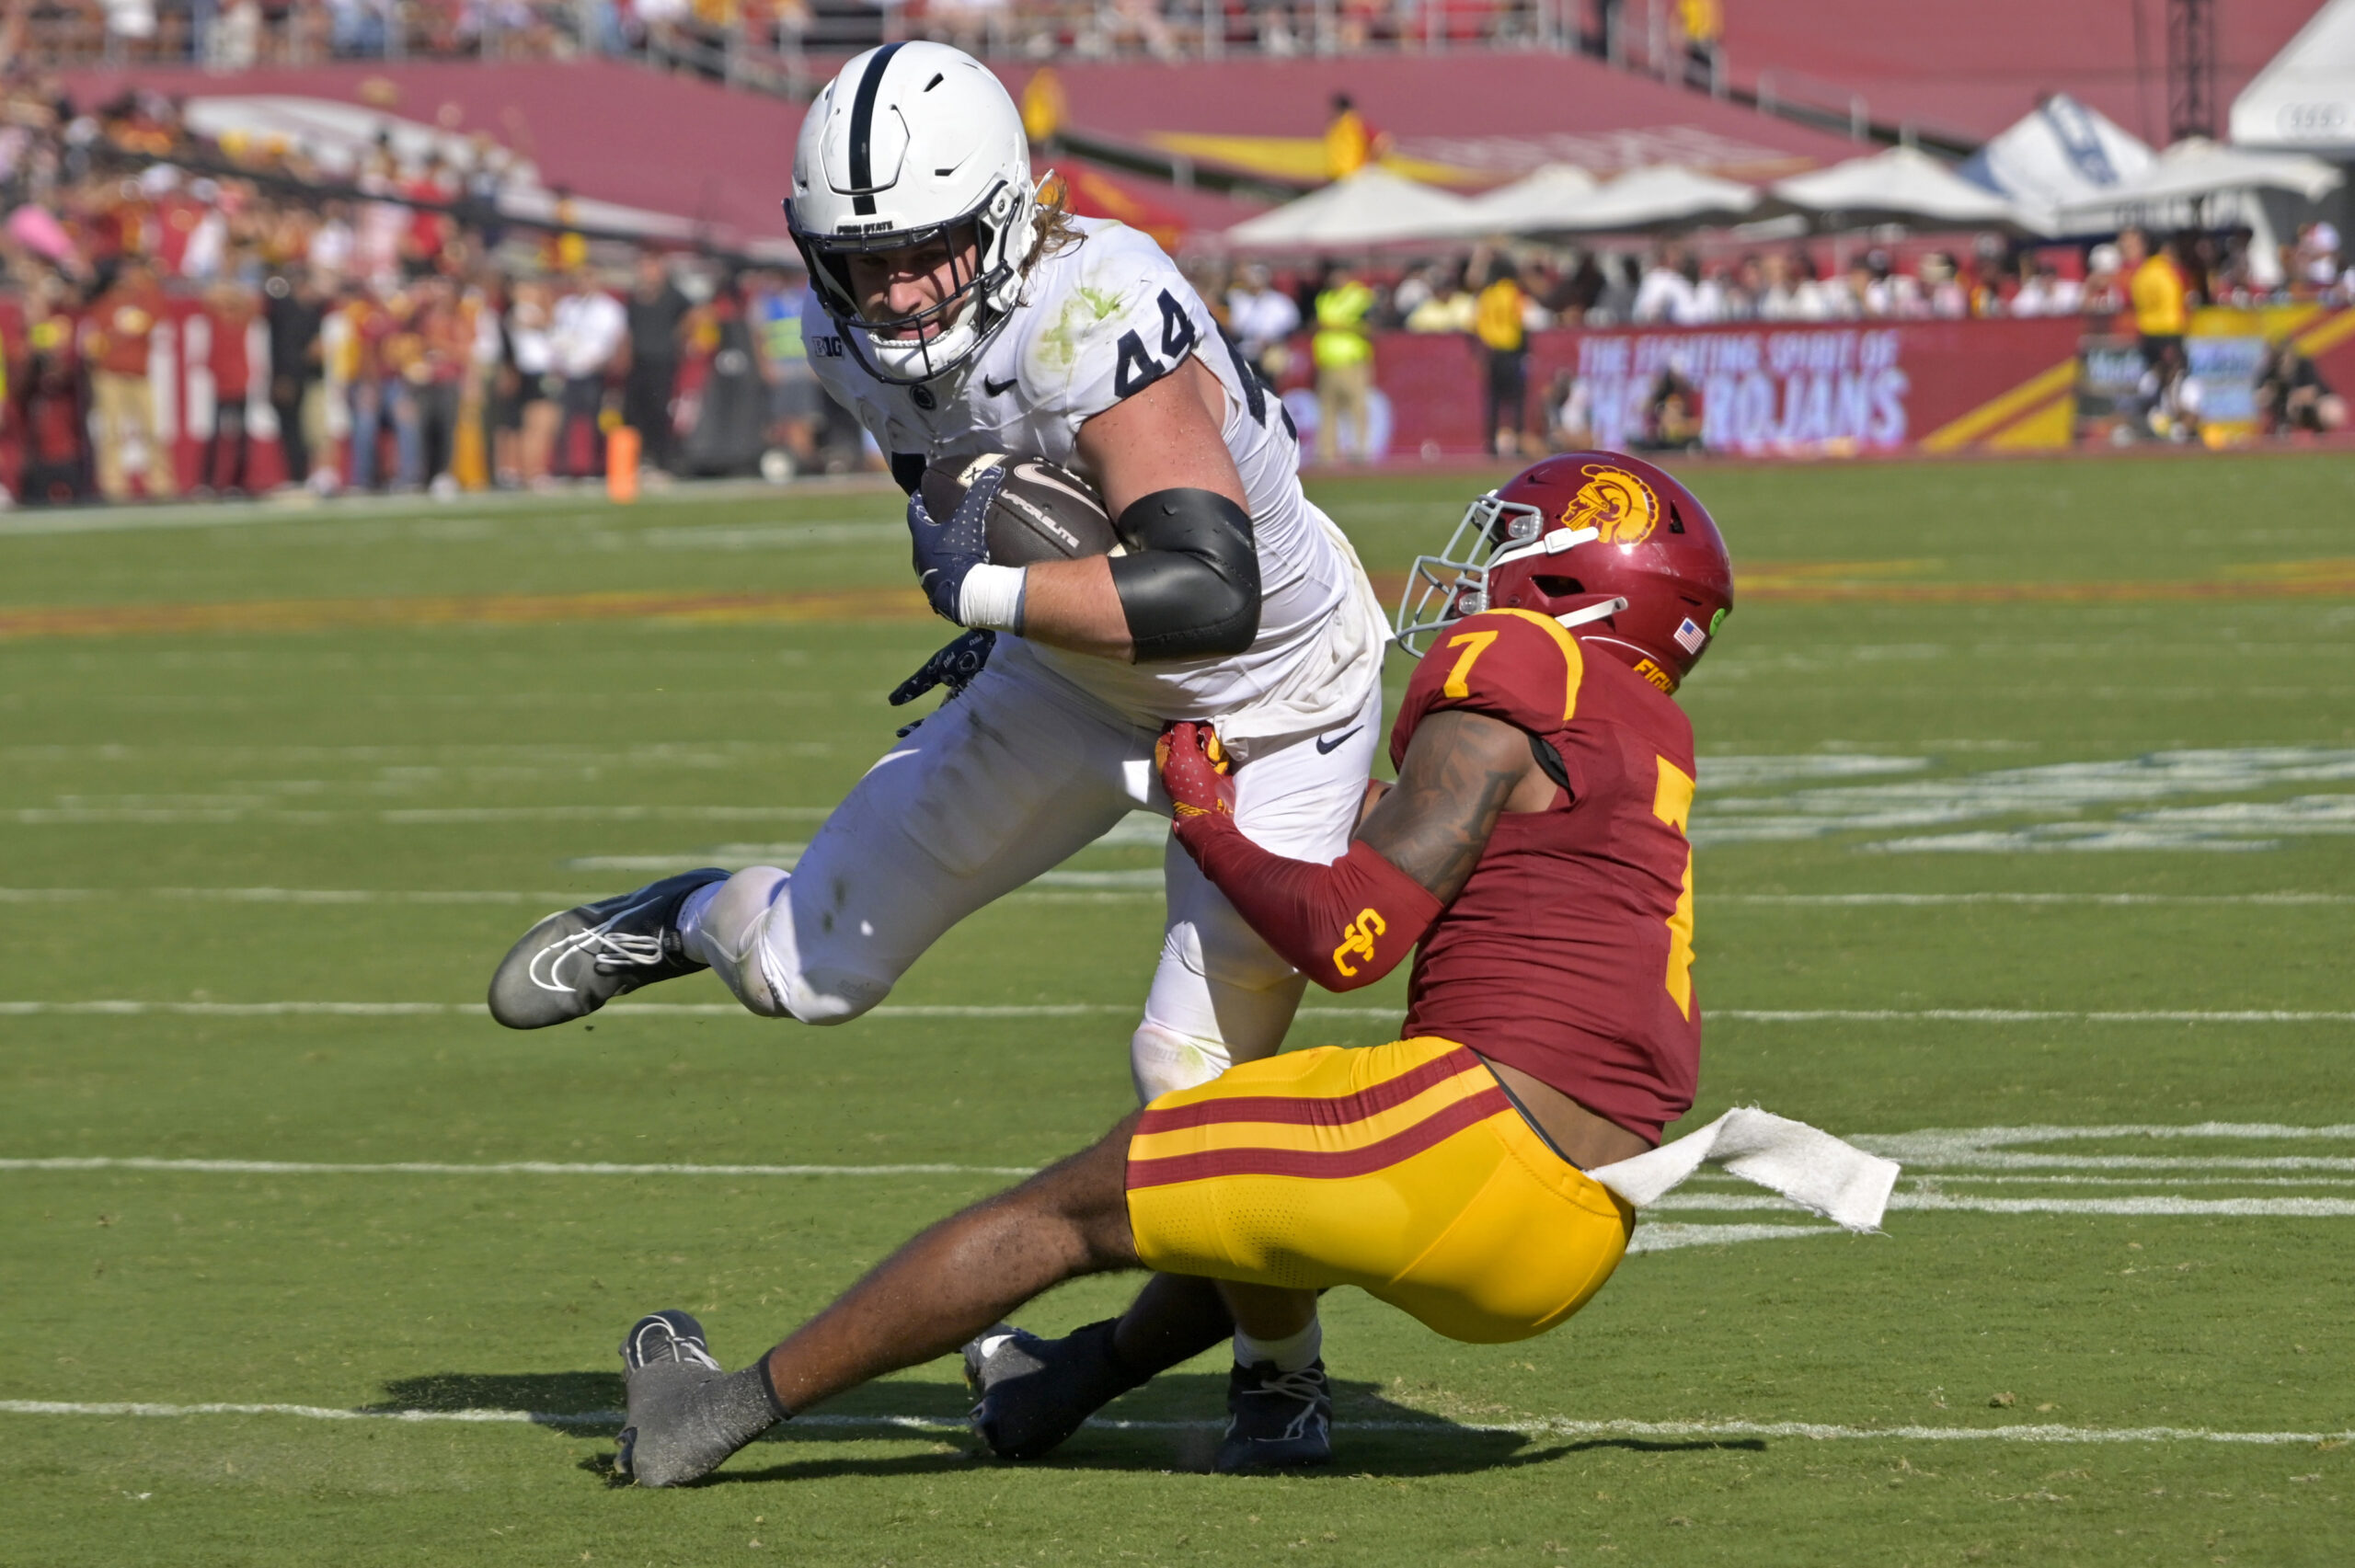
[1395,452,1734,692]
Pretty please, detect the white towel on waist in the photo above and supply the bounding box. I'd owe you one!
[1588,1106,1901,1233]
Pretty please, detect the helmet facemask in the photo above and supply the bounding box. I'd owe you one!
[792,175,1036,387]
[1393,491,1614,658]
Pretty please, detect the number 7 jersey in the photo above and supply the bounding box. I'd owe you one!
[1389,609,1701,1144]
[803,217,1385,750]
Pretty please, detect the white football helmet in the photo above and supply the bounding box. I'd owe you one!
[787,41,1040,386]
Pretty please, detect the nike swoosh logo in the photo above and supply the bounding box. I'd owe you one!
[1314,727,1361,755]
[983,376,1017,396]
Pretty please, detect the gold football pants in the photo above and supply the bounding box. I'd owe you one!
[1124,1036,1634,1344]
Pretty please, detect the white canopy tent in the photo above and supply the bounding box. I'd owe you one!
[2050,136,2344,228]
[2231,0,2355,155]
[1483,164,1760,235]
[1449,163,1600,233]
[183,94,706,244]
[1958,94,2154,234]
[1223,166,1478,248]
[1770,144,2028,229]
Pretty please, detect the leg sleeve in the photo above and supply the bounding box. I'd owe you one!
[1130,681,1382,1101]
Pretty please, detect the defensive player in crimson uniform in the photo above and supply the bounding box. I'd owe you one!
[602,454,1736,1487]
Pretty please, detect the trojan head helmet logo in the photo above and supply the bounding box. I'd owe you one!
[1561,466,1660,545]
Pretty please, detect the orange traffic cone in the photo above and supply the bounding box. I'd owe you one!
[606,426,641,504]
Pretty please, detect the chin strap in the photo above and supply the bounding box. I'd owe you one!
[1554,596,1629,631]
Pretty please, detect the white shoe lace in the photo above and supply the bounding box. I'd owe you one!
[526,893,678,995]
[629,1320,720,1374]
[1233,1368,1329,1443]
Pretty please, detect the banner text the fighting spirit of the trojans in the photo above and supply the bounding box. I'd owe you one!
[1580,328,1910,456]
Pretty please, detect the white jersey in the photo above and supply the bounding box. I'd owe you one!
[805,218,1384,752]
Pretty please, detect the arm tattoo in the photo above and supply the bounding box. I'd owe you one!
[1354,710,1533,905]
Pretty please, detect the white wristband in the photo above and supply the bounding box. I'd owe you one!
[957,563,1028,634]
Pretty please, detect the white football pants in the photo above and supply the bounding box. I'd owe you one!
[678,641,1382,1102]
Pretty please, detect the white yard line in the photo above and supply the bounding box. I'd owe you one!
[0,1400,2345,1448]
[1717,892,2355,906]
[0,888,583,905]
[1715,1009,2355,1023]
[1652,1192,2355,1217]
[6,887,2346,908]
[0,1157,1030,1177]
[6,807,831,825]
[0,1000,2346,1023]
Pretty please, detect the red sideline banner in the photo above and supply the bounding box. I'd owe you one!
[1304,319,2085,460]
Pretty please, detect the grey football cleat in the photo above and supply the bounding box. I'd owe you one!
[615,1310,784,1488]
[1214,1359,1332,1473]
[963,1318,1144,1460]
[488,869,729,1029]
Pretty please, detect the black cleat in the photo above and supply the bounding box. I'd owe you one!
[615,1310,724,1488]
[1214,1359,1332,1472]
[963,1318,1144,1460]
[488,870,729,1029]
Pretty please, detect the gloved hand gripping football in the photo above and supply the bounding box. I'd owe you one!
[907,461,1007,624]
[1155,720,1236,821]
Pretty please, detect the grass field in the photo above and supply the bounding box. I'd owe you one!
[4,452,2352,1566]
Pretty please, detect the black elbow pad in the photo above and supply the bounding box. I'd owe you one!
[1108,488,1261,661]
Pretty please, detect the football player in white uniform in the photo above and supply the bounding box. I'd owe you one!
[486,41,1386,1470]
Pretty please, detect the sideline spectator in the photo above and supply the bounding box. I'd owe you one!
[550,268,626,477]
[682,272,765,476]
[2081,242,2127,316]
[1631,246,1700,325]
[343,281,400,491]
[1473,255,1530,457]
[1636,361,1701,452]
[1311,265,1375,464]
[408,274,470,496]
[1225,262,1299,381]
[1677,0,1721,87]
[1757,250,1829,321]
[2141,342,2200,444]
[506,279,563,486]
[751,269,818,473]
[16,283,89,505]
[263,269,326,489]
[203,279,258,495]
[2258,344,2347,435]
[1323,93,1384,181]
[2121,226,2188,382]
[1545,368,1592,451]
[625,252,690,474]
[1404,258,1475,333]
[84,259,177,502]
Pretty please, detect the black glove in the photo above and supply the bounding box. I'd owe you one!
[890,628,996,737]
[907,463,1005,623]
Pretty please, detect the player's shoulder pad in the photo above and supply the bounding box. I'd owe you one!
[1016,221,1205,423]
[1394,609,1587,759]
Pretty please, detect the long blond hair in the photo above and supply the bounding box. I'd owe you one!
[1024,176,1086,276]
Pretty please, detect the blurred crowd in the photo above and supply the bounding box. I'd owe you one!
[0,74,868,505]
[1,66,2346,503]
[1200,223,2355,343]
[0,0,1587,71]
[1188,221,2355,461]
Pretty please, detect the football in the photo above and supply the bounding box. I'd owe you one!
[919,453,1123,567]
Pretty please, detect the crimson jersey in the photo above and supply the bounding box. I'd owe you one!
[1389,609,1700,1142]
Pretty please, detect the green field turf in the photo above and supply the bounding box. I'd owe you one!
[4,453,2351,1566]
